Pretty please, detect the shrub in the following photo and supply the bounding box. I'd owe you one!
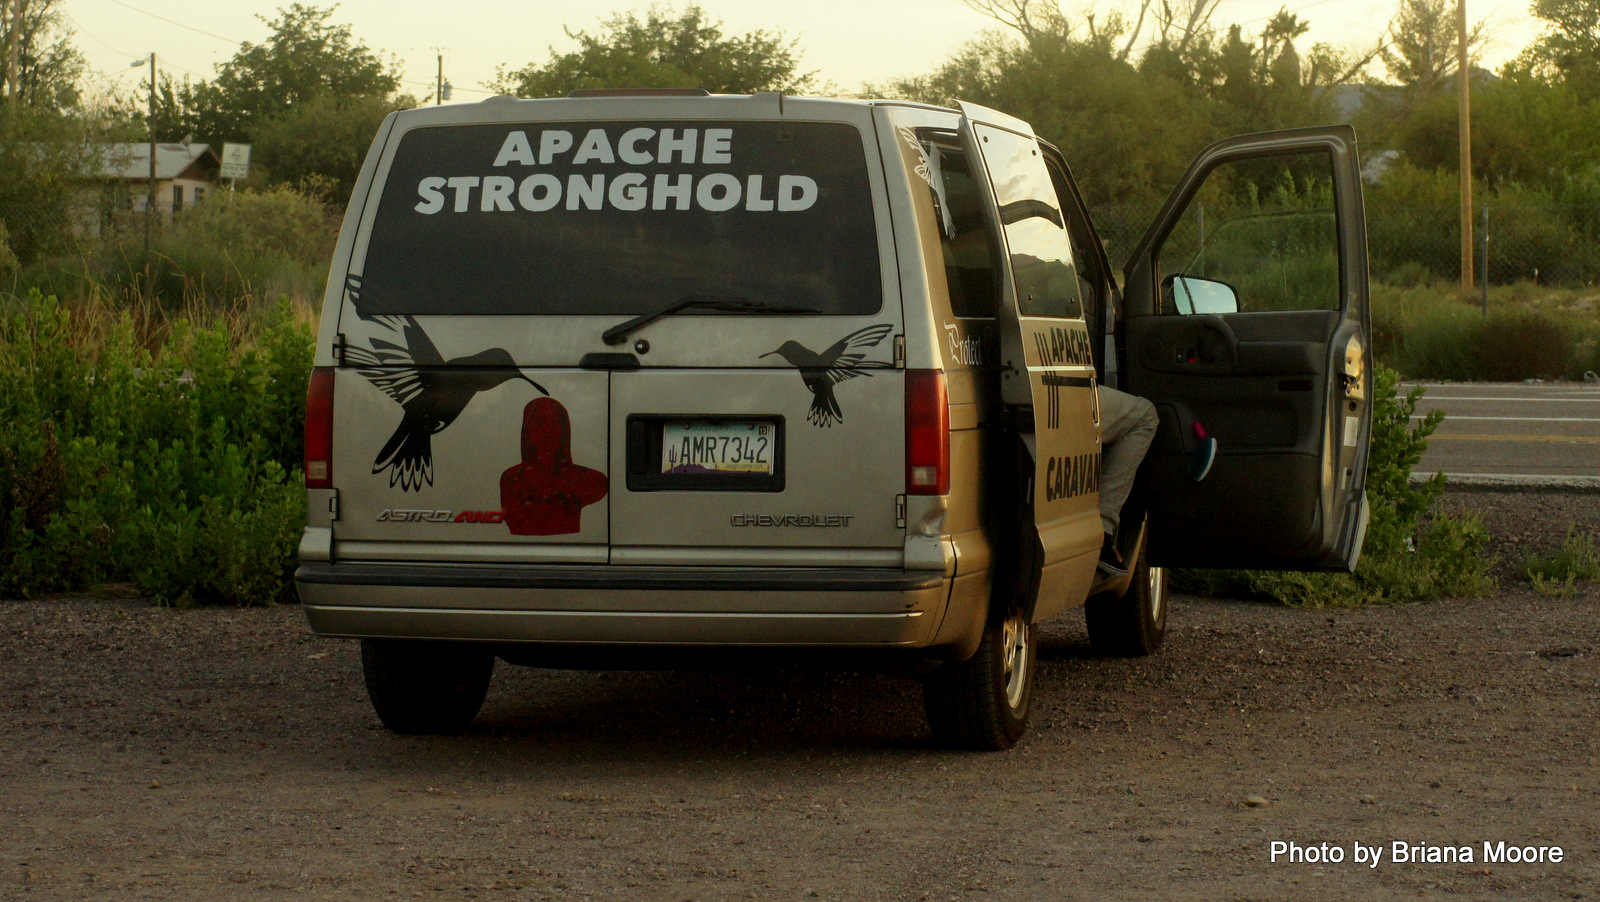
[1179,365,1495,606]
[0,291,311,604]
[1521,525,1600,597]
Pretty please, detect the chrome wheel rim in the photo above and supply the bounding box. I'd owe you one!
[1000,613,1030,709]
[1149,565,1166,624]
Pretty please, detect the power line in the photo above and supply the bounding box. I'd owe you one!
[92,0,496,97]
[399,77,493,96]
[69,13,212,82]
[104,0,241,46]
[64,13,136,59]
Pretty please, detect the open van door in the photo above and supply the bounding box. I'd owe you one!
[958,102,1104,618]
[1122,126,1372,571]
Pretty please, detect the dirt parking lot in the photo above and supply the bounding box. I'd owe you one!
[2,489,1597,901]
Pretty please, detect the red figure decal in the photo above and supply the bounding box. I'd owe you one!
[500,398,608,536]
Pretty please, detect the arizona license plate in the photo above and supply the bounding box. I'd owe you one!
[661,421,775,475]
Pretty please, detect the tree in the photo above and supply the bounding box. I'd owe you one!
[882,30,1210,215]
[1382,70,1600,184]
[0,0,84,112]
[1514,0,1600,96]
[178,4,400,143]
[491,6,815,97]
[1380,0,1487,101]
[252,92,407,201]
[0,106,100,263]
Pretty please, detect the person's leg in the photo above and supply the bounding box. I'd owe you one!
[1097,386,1158,538]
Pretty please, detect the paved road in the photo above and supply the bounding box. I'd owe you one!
[1404,381,1600,486]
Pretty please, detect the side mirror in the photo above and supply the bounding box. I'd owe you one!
[1167,275,1239,315]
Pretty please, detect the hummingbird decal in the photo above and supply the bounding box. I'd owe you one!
[345,315,547,491]
[761,324,895,427]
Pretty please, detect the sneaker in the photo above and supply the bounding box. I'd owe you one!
[1097,534,1128,577]
[1189,436,1218,482]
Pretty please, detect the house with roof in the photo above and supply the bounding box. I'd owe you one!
[83,143,221,236]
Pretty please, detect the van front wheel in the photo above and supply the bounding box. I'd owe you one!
[360,639,495,734]
[1085,550,1167,657]
[922,607,1036,751]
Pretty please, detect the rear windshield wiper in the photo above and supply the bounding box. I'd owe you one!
[602,295,819,346]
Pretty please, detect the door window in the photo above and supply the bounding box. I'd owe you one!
[972,124,1081,320]
[1160,151,1341,314]
[908,130,999,319]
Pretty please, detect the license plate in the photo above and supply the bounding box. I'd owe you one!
[662,421,775,475]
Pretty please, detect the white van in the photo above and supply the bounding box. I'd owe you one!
[296,91,1372,749]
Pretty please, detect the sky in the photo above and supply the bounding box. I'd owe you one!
[67,0,1546,105]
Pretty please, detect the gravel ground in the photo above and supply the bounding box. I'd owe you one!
[1,488,1597,901]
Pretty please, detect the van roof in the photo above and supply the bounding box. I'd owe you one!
[389,93,959,127]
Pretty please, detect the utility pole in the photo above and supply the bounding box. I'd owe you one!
[130,53,157,296]
[436,51,443,105]
[5,0,25,104]
[1458,0,1474,290]
[146,53,156,270]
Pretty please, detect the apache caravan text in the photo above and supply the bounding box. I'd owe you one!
[413,128,820,215]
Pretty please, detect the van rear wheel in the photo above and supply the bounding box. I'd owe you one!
[1085,549,1167,657]
[922,607,1037,751]
[360,639,495,734]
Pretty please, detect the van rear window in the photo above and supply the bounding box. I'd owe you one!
[357,120,882,316]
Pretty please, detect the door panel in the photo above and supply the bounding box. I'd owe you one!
[958,103,1102,618]
[1122,126,1372,571]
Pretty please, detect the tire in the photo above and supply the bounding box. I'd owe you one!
[1085,549,1168,657]
[360,639,495,734]
[922,605,1037,751]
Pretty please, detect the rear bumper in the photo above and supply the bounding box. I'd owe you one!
[296,563,951,647]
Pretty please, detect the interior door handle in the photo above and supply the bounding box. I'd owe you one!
[1340,335,1366,400]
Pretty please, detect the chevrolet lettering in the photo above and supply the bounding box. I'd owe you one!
[730,513,854,528]
[296,90,1373,750]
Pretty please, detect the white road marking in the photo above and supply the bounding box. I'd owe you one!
[1409,415,1600,422]
[1412,396,1600,403]
[1428,434,1600,443]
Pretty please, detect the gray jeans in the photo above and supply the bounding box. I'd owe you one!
[1098,385,1157,536]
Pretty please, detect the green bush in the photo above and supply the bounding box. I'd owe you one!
[1180,365,1495,606]
[1521,525,1600,597]
[0,291,311,604]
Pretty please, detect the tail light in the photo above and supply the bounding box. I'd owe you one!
[304,367,334,489]
[905,370,949,496]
